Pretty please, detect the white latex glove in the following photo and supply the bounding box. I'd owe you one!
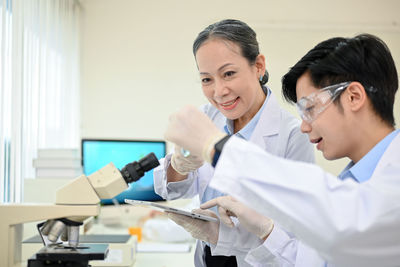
[201,196,274,240]
[167,208,220,245]
[170,145,204,175]
[164,105,227,163]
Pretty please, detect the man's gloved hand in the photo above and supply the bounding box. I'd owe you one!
[164,105,227,163]
[170,145,204,175]
[167,208,220,245]
[201,196,274,240]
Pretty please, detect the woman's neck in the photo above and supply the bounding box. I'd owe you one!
[233,88,266,133]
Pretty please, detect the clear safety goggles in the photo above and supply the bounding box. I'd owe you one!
[296,81,351,123]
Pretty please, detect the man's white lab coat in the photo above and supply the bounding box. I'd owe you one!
[210,132,400,267]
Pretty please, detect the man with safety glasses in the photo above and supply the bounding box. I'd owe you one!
[164,34,399,266]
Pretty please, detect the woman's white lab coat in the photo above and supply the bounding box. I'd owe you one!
[154,91,315,267]
[209,132,400,267]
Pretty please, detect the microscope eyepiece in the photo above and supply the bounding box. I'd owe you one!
[120,152,160,184]
[138,152,160,171]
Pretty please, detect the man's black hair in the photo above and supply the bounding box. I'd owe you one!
[282,34,398,126]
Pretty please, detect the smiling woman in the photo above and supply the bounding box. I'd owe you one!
[0,0,81,203]
[153,19,315,267]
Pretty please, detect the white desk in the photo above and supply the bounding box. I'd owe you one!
[135,251,195,267]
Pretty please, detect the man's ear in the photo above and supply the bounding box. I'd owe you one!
[344,82,367,111]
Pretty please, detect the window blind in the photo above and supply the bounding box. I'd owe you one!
[0,0,81,203]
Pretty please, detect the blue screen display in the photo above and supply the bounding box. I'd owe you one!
[82,139,165,204]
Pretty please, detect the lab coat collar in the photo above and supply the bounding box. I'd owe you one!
[340,129,400,183]
[249,91,281,148]
[371,129,400,177]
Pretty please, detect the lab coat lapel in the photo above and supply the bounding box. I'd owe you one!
[249,92,281,150]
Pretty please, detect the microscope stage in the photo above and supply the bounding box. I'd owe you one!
[28,244,108,266]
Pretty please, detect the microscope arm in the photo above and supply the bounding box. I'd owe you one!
[0,204,99,267]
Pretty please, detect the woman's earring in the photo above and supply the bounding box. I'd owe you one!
[259,75,263,82]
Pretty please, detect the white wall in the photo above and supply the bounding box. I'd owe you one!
[80,0,400,175]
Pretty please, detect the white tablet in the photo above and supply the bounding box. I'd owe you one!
[124,199,218,222]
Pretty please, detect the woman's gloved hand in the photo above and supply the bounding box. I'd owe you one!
[167,208,220,245]
[164,105,227,163]
[170,145,204,175]
[201,196,274,240]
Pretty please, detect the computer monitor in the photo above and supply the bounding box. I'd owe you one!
[81,139,165,204]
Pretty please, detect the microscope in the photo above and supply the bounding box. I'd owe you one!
[0,152,160,267]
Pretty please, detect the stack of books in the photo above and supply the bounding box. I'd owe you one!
[33,149,82,178]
